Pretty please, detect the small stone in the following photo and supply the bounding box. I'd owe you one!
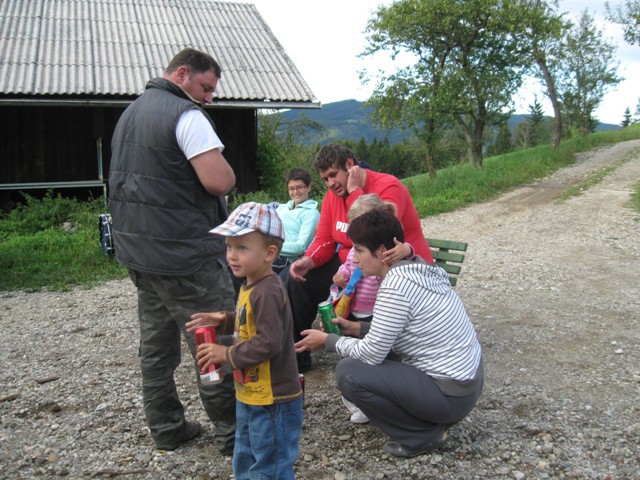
[135,453,152,463]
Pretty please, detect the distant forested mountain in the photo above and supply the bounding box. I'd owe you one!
[277,99,411,145]
[276,99,620,145]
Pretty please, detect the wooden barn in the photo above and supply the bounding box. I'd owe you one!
[0,0,319,207]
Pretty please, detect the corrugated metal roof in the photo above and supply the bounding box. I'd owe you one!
[0,0,319,106]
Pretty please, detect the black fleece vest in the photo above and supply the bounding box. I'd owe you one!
[109,78,227,275]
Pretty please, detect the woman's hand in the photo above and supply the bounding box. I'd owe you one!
[294,329,328,352]
[382,238,412,265]
[333,316,362,337]
[186,312,226,332]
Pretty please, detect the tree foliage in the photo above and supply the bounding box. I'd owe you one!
[486,120,513,156]
[559,11,622,136]
[621,107,632,127]
[254,112,321,199]
[519,0,569,148]
[361,0,533,168]
[606,0,640,45]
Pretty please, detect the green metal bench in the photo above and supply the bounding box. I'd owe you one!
[426,238,468,286]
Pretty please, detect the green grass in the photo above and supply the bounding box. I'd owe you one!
[0,193,126,292]
[558,164,619,201]
[404,124,640,217]
[2,124,640,292]
[630,180,640,218]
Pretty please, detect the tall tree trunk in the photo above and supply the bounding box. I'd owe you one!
[535,53,563,148]
[454,114,484,167]
[423,121,437,178]
[425,152,436,178]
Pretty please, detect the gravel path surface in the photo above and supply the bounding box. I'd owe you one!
[1,140,639,479]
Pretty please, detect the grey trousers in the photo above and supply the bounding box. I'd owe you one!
[128,258,236,452]
[335,357,483,450]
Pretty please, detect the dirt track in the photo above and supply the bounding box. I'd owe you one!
[1,140,639,479]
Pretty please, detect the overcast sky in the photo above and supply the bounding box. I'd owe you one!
[247,0,638,125]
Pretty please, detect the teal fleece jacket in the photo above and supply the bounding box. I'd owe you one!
[275,199,320,260]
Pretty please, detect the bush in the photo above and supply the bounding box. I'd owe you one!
[0,193,125,292]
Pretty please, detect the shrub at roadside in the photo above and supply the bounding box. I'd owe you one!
[0,193,126,292]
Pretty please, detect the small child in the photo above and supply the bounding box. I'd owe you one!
[186,202,303,480]
[331,194,413,424]
[332,194,413,329]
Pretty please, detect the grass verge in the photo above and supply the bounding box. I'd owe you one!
[404,124,640,217]
[629,181,640,217]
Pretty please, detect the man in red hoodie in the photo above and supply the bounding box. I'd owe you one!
[288,143,433,372]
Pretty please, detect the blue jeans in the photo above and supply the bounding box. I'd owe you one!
[233,399,303,480]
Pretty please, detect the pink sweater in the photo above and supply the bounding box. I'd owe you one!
[336,248,381,316]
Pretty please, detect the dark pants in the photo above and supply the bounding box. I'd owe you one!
[285,255,342,342]
[336,357,483,450]
[128,259,236,453]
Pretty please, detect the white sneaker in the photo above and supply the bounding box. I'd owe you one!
[341,396,369,424]
[350,409,370,424]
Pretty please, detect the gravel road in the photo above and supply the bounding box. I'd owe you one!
[1,140,639,479]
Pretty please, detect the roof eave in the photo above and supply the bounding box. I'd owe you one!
[0,97,321,110]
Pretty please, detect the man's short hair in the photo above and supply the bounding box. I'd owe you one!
[165,48,222,78]
[314,143,358,172]
[348,209,404,257]
[285,168,312,186]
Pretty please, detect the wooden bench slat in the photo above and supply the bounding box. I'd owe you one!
[431,250,465,263]
[426,238,468,252]
[435,263,462,275]
[427,238,468,287]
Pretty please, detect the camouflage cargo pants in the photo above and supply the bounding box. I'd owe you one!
[128,258,236,453]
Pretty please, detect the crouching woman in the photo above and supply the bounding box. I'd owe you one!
[295,209,483,457]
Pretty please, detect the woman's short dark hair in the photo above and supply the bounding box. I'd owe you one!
[285,168,312,186]
[314,143,358,172]
[166,48,222,78]
[348,210,404,257]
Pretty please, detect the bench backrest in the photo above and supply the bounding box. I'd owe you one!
[426,238,468,287]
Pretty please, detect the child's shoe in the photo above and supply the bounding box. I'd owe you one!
[341,396,369,424]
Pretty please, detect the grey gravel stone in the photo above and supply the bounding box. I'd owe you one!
[1,141,639,479]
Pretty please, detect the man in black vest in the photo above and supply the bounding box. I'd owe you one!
[109,48,236,454]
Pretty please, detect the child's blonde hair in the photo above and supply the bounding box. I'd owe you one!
[347,194,397,222]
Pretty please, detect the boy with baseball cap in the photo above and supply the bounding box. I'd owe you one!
[186,202,303,479]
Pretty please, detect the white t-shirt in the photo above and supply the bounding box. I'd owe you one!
[176,109,225,160]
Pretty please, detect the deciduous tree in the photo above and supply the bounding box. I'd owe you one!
[559,11,622,136]
[520,0,569,148]
[361,0,531,168]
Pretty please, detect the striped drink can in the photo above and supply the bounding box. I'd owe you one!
[194,325,224,384]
